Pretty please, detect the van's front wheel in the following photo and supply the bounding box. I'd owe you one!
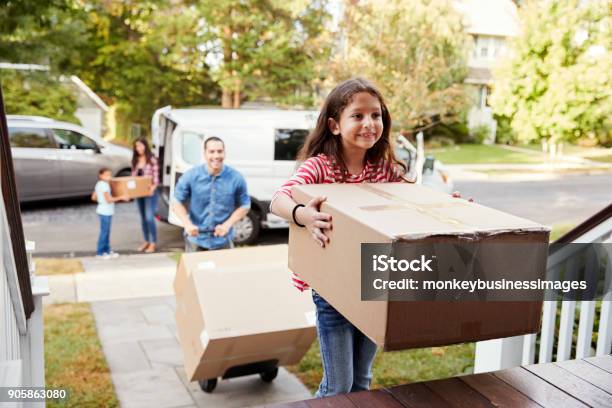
[232,210,260,246]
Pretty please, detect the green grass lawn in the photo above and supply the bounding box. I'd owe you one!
[34,258,84,276]
[550,222,577,242]
[169,252,182,263]
[429,144,545,164]
[522,143,612,163]
[45,303,119,408]
[287,340,474,393]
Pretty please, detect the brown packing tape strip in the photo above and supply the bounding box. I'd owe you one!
[357,184,470,229]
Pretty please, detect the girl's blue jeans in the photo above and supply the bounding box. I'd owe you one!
[312,290,377,398]
[96,215,112,255]
[136,191,158,243]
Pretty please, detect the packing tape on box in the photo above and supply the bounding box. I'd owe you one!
[357,184,468,228]
[127,180,136,189]
[356,184,549,237]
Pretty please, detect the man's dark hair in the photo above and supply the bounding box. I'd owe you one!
[204,136,224,150]
[98,167,111,175]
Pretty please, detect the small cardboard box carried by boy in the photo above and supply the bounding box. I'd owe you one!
[288,183,550,351]
[110,176,152,199]
[174,245,316,382]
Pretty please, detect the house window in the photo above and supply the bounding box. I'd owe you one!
[480,42,489,58]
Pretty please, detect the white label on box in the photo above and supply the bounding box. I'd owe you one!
[305,311,316,326]
[127,180,136,189]
[197,261,216,270]
[200,330,210,349]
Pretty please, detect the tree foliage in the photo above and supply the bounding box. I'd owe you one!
[0,0,332,134]
[184,0,332,107]
[330,0,471,130]
[0,70,79,123]
[490,0,611,145]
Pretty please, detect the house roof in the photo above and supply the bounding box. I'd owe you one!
[454,0,519,37]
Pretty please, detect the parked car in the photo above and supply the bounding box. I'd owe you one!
[7,115,132,202]
[152,107,454,246]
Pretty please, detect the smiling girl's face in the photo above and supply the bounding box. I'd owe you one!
[135,141,146,156]
[328,92,383,156]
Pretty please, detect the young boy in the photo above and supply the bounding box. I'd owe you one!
[92,168,128,259]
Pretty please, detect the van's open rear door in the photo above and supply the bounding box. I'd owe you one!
[151,106,176,222]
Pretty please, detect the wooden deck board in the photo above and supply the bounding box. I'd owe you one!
[494,367,588,408]
[524,363,612,408]
[387,382,454,408]
[306,394,357,408]
[345,389,406,407]
[584,355,612,374]
[555,359,612,394]
[459,373,542,408]
[272,356,612,408]
[423,377,495,408]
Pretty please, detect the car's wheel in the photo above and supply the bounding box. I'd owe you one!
[232,210,261,246]
[260,368,278,383]
[198,378,217,393]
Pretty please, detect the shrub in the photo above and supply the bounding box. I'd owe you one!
[469,124,491,144]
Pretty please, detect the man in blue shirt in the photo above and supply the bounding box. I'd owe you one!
[172,136,251,251]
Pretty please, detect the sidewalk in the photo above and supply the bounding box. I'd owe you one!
[45,253,313,408]
[447,161,612,182]
[439,143,612,182]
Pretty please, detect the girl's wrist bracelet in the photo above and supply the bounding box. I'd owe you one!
[292,204,306,227]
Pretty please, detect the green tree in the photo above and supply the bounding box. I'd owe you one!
[330,0,471,130]
[0,1,220,135]
[1,0,332,134]
[69,0,220,135]
[187,0,332,108]
[0,70,79,123]
[490,0,611,146]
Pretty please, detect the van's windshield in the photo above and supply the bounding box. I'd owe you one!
[182,131,205,165]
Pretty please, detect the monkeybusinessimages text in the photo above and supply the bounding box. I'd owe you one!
[371,254,587,294]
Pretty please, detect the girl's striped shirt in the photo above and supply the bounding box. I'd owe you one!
[272,153,406,291]
[132,157,160,186]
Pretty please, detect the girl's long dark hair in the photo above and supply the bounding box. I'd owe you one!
[132,137,154,169]
[298,78,406,180]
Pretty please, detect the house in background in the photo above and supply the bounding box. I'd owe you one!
[0,63,110,138]
[69,75,109,139]
[455,0,520,142]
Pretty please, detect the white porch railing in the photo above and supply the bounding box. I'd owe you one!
[0,187,49,396]
[475,216,612,372]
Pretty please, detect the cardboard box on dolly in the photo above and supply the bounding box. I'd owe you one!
[174,244,317,393]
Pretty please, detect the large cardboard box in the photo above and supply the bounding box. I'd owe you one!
[174,245,317,381]
[288,183,550,351]
[110,176,152,199]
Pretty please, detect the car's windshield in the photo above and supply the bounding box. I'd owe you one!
[182,131,205,165]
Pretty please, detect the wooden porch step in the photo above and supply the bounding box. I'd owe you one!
[270,355,612,407]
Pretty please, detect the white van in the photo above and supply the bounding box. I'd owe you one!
[152,106,319,245]
[152,106,454,245]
